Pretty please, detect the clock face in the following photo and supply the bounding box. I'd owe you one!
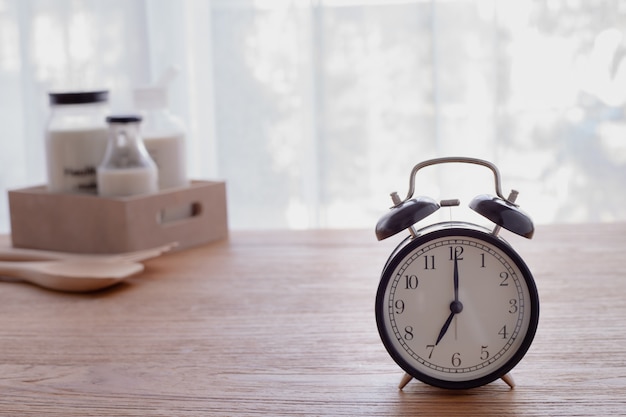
[376,224,539,389]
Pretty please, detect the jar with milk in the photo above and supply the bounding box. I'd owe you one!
[45,91,109,193]
[97,115,158,197]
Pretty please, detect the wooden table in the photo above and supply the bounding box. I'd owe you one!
[1,223,625,416]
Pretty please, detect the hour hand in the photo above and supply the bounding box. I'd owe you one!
[435,300,463,345]
[435,311,455,345]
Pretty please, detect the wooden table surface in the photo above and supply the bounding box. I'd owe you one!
[1,223,625,416]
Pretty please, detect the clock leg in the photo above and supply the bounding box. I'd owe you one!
[501,372,515,389]
[398,373,413,390]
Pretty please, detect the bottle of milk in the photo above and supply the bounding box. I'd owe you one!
[45,91,109,194]
[133,69,188,190]
[134,85,189,190]
[97,115,158,198]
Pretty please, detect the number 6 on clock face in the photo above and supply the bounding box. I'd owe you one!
[375,225,540,390]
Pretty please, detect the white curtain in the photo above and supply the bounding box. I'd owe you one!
[2,0,626,234]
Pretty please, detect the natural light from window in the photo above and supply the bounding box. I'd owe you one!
[0,0,625,233]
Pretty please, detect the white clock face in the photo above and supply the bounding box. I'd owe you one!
[376,226,539,389]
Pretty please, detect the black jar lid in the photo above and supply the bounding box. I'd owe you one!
[49,90,109,105]
[106,114,143,124]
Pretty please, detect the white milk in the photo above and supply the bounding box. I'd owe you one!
[145,132,193,222]
[97,166,158,197]
[144,133,188,189]
[134,79,190,221]
[46,127,109,193]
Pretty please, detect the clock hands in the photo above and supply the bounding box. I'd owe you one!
[435,255,463,346]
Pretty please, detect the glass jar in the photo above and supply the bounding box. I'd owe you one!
[97,115,158,197]
[45,90,109,193]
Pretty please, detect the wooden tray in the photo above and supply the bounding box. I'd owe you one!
[8,180,228,253]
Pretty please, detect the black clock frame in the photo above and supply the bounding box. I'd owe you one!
[375,223,540,390]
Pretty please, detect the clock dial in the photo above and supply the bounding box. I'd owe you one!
[376,224,539,389]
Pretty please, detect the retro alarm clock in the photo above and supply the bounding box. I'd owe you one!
[374,157,539,390]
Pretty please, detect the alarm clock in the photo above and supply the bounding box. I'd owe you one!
[374,157,539,390]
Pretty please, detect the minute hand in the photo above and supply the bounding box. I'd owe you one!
[454,255,459,302]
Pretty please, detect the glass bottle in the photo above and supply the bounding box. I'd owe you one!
[45,90,109,194]
[134,84,188,190]
[97,115,158,197]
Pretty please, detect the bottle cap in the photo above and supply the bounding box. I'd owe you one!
[49,90,109,105]
[106,114,143,124]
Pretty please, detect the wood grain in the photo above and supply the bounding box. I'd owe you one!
[1,224,625,416]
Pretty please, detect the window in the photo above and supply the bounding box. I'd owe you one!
[1,0,625,234]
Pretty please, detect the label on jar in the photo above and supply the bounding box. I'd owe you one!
[46,127,109,193]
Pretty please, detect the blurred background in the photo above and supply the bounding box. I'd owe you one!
[1,0,625,232]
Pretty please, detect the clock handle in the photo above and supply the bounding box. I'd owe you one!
[397,157,515,207]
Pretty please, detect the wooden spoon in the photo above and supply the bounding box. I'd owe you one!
[0,260,144,293]
[0,242,177,263]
